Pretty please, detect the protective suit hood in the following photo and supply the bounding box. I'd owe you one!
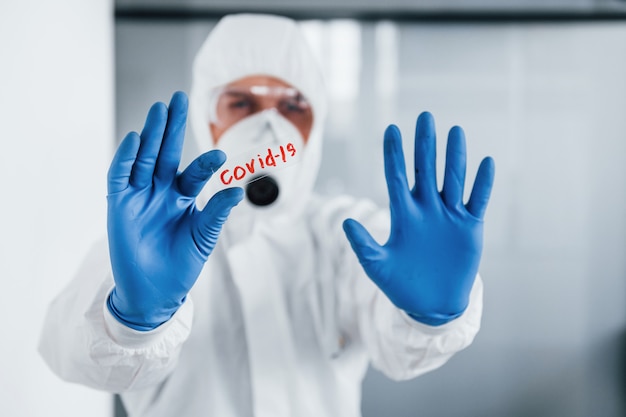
[190,14,327,229]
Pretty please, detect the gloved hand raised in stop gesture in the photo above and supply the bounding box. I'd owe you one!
[343,112,495,326]
[106,91,243,331]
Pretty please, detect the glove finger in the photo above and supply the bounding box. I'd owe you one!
[178,150,227,197]
[131,101,168,188]
[154,91,188,183]
[412,112,439,203]
[383,125,411,215]
[343,218,385,278]
[193,187,244,258]
[441,126,467,209]
[466,156,495,219]
[108,132,140,194]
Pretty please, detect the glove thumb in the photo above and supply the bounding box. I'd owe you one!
[193,187,244,258]
[343,219,386,274]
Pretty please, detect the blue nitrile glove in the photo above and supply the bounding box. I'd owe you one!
[106,91,244,331]
[343,112,495,326]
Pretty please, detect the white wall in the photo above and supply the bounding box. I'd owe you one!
[0,1,113,416]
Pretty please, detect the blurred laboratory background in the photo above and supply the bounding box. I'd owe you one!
[2,0,625,416]
[114,2,626,415]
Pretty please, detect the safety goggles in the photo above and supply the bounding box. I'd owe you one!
[208,84,313,132]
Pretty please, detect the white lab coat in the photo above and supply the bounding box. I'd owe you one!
[40,14,484,417]
[39,193,482,417]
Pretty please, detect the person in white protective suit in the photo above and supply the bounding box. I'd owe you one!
[39,13,495,417]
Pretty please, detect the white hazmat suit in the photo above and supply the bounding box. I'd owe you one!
[39,14,483,417]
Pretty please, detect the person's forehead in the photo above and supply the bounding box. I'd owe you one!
[225,74,295,90]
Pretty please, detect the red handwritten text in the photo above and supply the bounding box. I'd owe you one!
[219,143,297,185]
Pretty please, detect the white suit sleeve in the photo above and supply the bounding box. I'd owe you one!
[353,269,482,380]
[322,197,483,381]
[38,239,194,392]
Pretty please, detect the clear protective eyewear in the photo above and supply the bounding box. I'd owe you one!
[208,84,313,132]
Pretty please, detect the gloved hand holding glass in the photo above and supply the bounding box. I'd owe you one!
[106,91,243,331]
[343,112,495,326]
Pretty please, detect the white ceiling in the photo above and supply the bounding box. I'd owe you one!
[114,0,626,14]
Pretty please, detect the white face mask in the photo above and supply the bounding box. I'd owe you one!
[207,109,306,215]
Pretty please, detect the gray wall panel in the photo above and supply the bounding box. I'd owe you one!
[115,18,626,417]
